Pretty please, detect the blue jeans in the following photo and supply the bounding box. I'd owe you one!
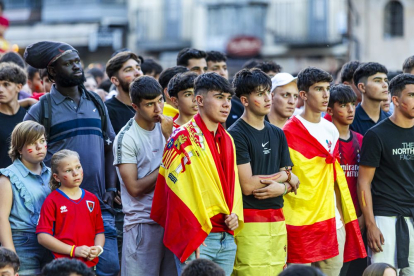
[95,210,120,276]
[175,232,237,276]
[12,231,53,276]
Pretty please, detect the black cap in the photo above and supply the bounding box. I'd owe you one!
[24,41,78,69]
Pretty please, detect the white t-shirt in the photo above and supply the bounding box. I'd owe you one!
[296,115,343,229]
[113,118,165,230]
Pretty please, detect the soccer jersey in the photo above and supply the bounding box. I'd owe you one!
[338,130,363,217]
[36,188,104,267]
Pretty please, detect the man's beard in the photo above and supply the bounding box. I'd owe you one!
[54,71,86,88]
[119,78,130,94]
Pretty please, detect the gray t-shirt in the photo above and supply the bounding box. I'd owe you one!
[113,118,165,230]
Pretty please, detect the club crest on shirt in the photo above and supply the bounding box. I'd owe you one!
[86,201,95,212]
[60,206,68,213]
[326,140,332,152]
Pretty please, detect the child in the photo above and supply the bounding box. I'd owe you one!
[0,247,20,276]
[42,258,95,276]
[36,149,105,269]
[0,121,53,276]
[167,71,198,130]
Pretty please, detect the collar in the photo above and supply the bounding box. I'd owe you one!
[356,103,388,122]
[14,158,49,178]
[50,84,87,105]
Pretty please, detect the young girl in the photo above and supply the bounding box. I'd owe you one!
[36,149,105,269]
[0,121,53,276]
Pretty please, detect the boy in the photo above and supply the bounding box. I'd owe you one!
[151,73,244,276]
[0,62,27,168]
[351,62,389,135]
[141,58,163,80]
[228,68,299,275]
[113,76,175,276]
[0,248,19,276]
[167,71,198,129]
[206,51,228,79]
[283,67,366,276]
[267,72,299,129]
[42,258,94,276]
[358,73,414,274]
[176,48,207,75]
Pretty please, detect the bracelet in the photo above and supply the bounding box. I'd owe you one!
[283,183,288,196]
[106,188,117,193]
[96,245,104,257]
[285,169,292,183]
[70,245,75,257]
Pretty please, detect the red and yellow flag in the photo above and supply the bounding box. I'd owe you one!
[283,117,366,263]
[151,114,244,262]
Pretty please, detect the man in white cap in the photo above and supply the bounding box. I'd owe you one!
[267,73,299,129]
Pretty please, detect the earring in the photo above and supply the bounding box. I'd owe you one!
[58,182,61,186]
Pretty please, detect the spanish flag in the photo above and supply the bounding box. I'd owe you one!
[283,117,366,263]
[151,114,244,262]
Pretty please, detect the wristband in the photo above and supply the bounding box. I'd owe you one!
[285,169,292,183]
[70,245,75,257]
[283,183,288,196]
[96,245,104,257]
[106,188,117,193]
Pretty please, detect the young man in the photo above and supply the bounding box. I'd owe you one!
[327,84,366,275]
[23,41,119,276]
[176,48,207,75]
[402,55,414,75]
[254,60,282,78]
[350,62,389,135]
[105,51,143,134]
[151,73,244,276]
[283,67,366,276]
[206,51,228,79]
[0,62,27,169]
[40,69,52,93]
[141,58,163,80]
[267,72,299,129]
[358,73,414,275]
[113,76,175,276]
[340,61,362,103]
[0,247,19,276]
[167,71,198,129]
[228,69,299,275]
[158,66,188,118]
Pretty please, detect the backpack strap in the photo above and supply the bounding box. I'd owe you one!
[39,93,52,142]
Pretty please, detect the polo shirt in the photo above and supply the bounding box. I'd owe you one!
[350,103,389,135]
[24,85,115,212]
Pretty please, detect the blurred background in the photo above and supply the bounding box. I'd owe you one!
[2,0,412,77]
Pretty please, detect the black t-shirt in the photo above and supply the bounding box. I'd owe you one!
[360,118,414,215]
[105,96,135,135]
[0,107,26,168]
[226,97,244,129]
[228,119,293,209]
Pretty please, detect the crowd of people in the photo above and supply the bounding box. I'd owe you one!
[0,40,413,276]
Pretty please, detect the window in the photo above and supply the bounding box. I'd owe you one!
[384,1,404,38]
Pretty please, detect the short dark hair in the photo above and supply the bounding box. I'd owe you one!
[0,62,27,85]
[0,52,25,69]
[279,265,325,276]
[194,72,233,96]
[206,51,227,63]
[363,263,397,276]
[0,247,20,273]
[402,55,414,74]
[141,58,163,76]
[242,58,260,69]
[232,68,272,98]
[353,62,388,86]
[340,61,360,83]
[130,75,163,105]
[177,48,207,67]
[87,67,104,80]
[27,65,40,81]
[297,67,333,92]
[98,78,112,93]
[388,73,414,97]
[158,66,189,90]
[255,60,282,74]
[181,259,225,276]
[40,68,48,79]
[42,258,95,276]
[106,51,141,79]
[167,71,198,98]
[328,84,357,108]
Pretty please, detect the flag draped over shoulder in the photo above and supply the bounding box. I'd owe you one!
[151,114,244,262]
[283,117,366,263]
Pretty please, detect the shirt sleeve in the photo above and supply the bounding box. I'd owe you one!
[36,196,56,235]
[94,199,105,235]
[279,132,293,167]
[23,101,41,122]
[104,104,116,142]
[229,129,251,165]
[359,130,382,167]
[113,133,137,165]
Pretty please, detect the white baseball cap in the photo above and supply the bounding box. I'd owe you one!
[271,73,297,92]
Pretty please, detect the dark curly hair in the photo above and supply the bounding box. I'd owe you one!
[340,60,360,83]
[0,62,27,85]
[388,73,414,97]
[328,84,357,108]
[297,67,333,92]
[206,51,227,63]
[158,66,189,90]
[41,258,95,276]
[255,60,282,74]
[181,259,225,276]
[194,72,233,96]
[167,71,198,98]
[353,62,388,86]
[232,68,272,98]
[177,48,207,67]
[130,75,163,105]
[0,247,20,273]
[402,55,414,74]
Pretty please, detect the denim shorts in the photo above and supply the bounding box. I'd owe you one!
[12,231,53,276]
